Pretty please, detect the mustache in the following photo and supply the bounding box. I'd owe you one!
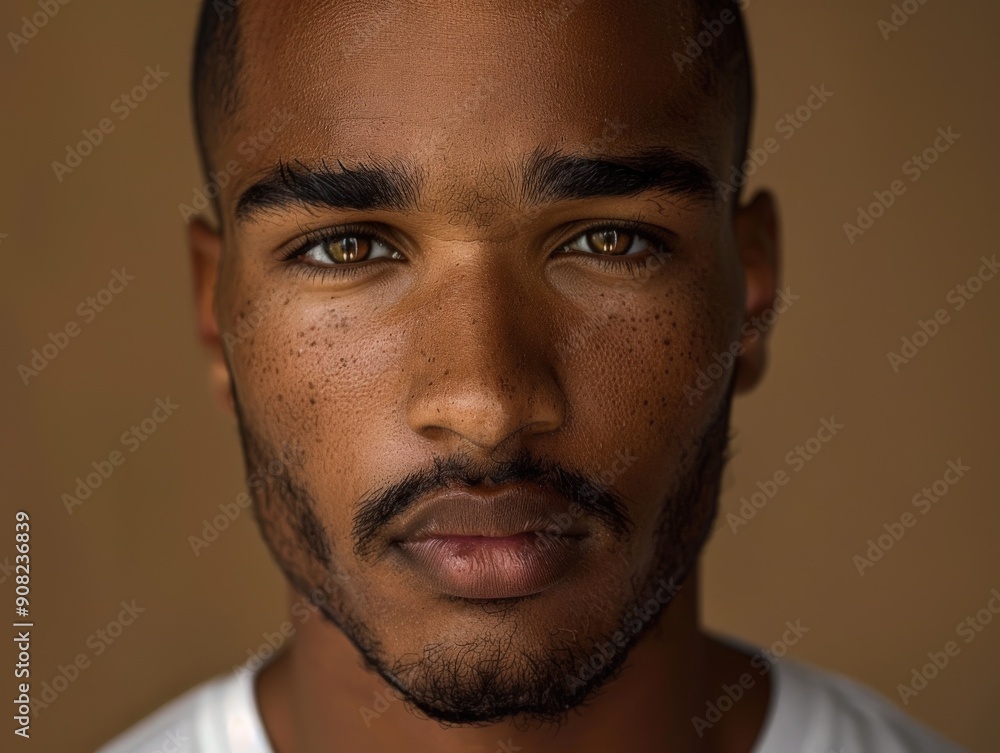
[352,447,633,560]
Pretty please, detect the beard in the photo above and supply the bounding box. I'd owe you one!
[231,375,733,727]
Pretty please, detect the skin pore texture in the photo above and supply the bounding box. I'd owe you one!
[189,1,781,751]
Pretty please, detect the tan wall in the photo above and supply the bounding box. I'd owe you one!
[2,1,996,751]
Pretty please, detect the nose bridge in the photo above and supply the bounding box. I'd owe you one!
[404,255,564,451]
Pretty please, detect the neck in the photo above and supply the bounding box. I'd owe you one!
[256,567,770,753]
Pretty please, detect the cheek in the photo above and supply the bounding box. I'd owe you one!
[226,292,385,425]
[221,288,409,534]
[553,246,739,532]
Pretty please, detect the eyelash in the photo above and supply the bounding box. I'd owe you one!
[280,223,396,281]
[562,218,676,275]
[279,219,675,281]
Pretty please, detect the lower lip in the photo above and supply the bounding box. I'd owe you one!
[395,532,585,599]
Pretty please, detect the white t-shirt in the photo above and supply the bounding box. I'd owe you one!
[94,638,969,753]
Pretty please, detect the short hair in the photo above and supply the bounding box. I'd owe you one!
[190,0,753,197]
[191,1,242,179]
[695,0,755,177]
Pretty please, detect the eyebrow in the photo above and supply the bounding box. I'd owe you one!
[235,158,421,222]
[233,146,717,223]
[521,145,717,206]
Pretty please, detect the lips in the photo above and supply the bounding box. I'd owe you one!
[388,484,590,599]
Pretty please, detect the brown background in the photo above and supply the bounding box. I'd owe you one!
[2,1,998,751]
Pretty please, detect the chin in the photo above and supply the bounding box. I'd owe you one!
[343,569,652,726]
[370,622,635,727]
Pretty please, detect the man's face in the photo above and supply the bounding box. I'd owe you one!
[192,0,775,725]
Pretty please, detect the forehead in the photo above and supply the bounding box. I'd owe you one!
[219,0,731,222]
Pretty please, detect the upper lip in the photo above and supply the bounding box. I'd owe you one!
[389,483,589,543]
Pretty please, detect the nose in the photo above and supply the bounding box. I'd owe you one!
[404,257,566,454]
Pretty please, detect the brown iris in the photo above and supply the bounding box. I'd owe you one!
[585,228,633,256]
[324,236,371,263]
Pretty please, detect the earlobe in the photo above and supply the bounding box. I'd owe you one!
[732,190,781,394]
[188,217,234,414]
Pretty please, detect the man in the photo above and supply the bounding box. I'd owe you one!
[98,0,968,751]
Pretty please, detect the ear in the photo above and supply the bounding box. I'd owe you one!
[732,190,780,394]
[189,217,234,415]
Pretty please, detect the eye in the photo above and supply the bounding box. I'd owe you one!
[559,224,668,257]
[299,233,403,266]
